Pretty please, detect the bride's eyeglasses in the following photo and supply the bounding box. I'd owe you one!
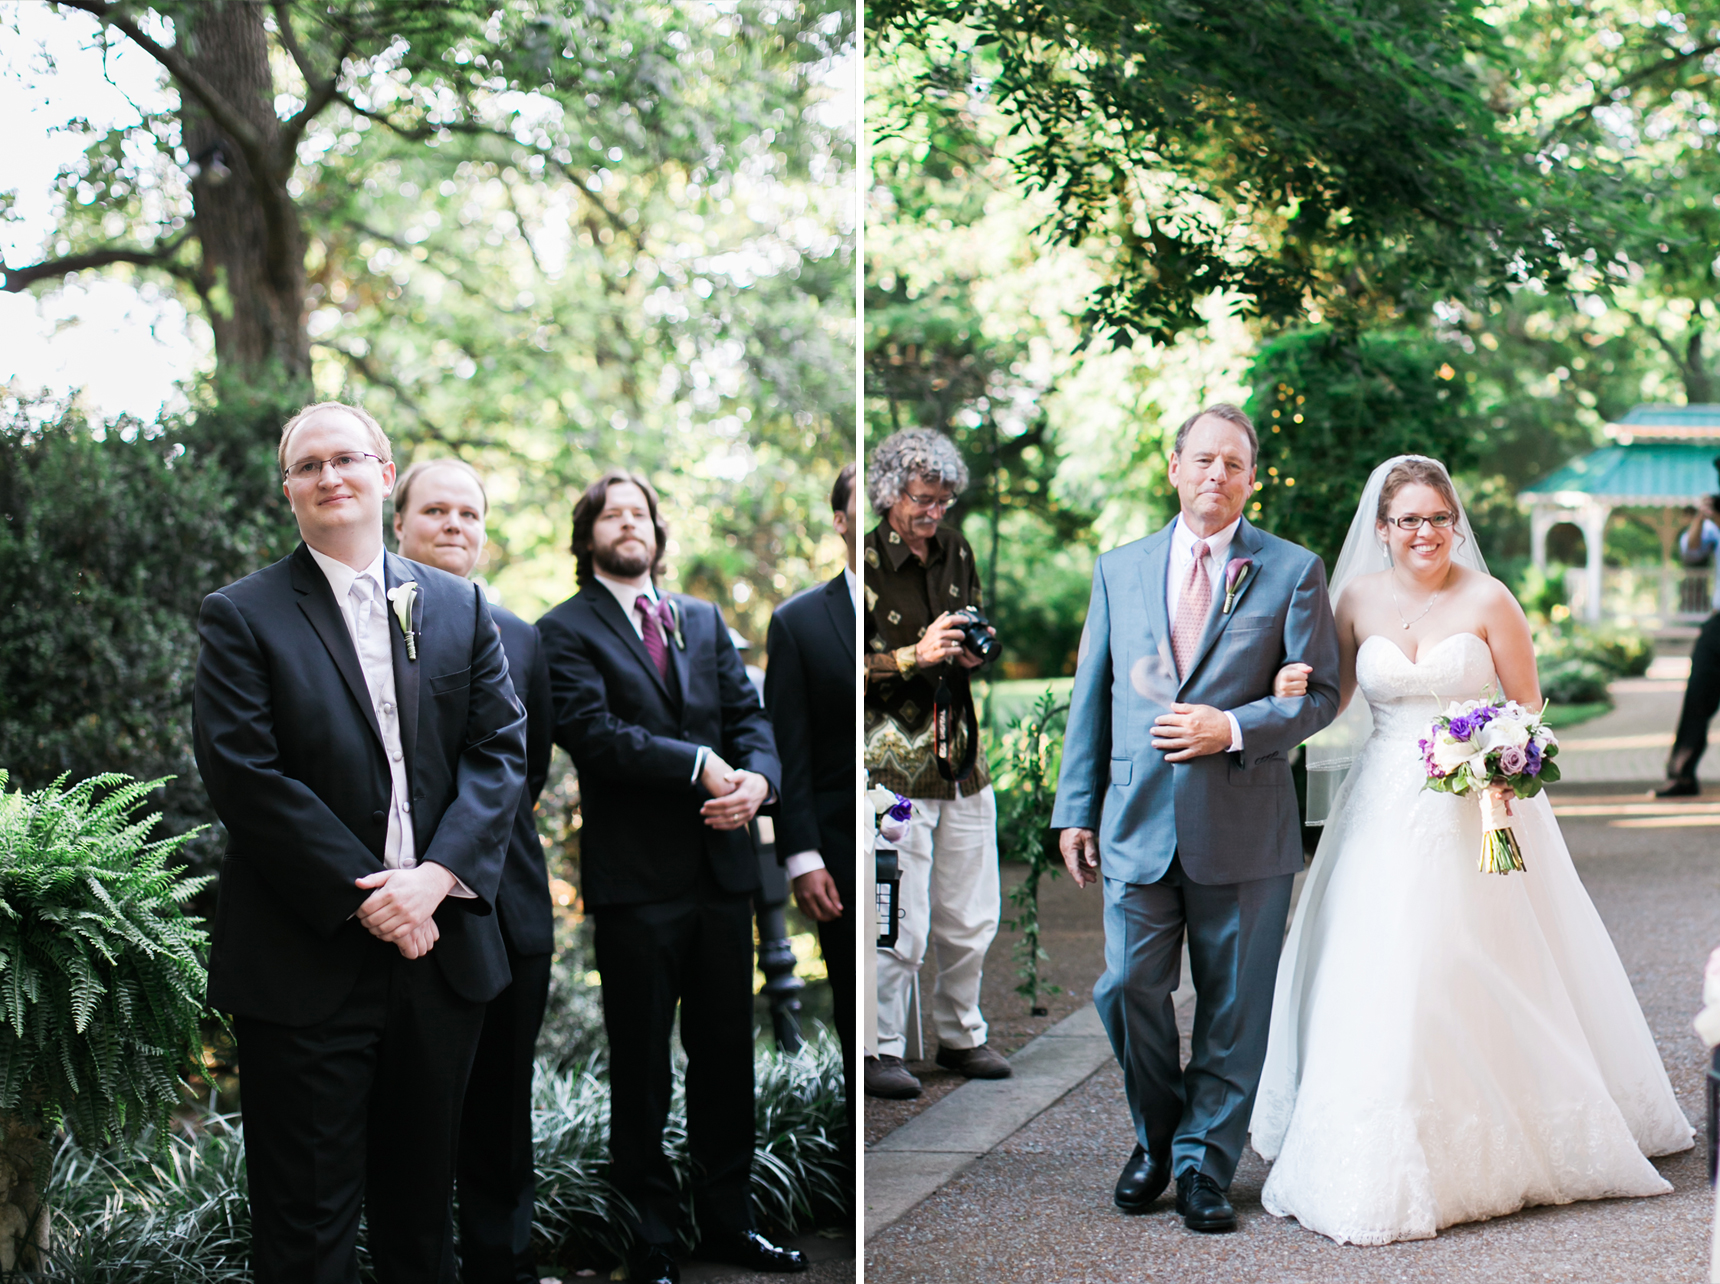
[1389,512,1456,531]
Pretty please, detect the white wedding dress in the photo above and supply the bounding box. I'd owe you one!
[1250,631,1693,1246]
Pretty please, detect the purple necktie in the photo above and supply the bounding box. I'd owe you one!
[634,594,671,681]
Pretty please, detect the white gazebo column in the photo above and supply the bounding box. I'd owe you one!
[1529,505,1561,574]
[1579,503,1611,622]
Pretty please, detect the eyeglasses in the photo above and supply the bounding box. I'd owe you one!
[1388,512,1456,531]
[284,452,386,482]
[904,491,955,513]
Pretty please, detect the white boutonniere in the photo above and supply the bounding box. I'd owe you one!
[386,581,419,660]
[665,597,686,650]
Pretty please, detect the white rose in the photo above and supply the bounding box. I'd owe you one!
[1478,717,1530,752]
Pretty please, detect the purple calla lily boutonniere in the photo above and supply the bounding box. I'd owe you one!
[387,581,419,660]
[1222,558,1253,615]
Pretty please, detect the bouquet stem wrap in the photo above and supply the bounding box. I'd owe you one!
[1478,789,1526,875]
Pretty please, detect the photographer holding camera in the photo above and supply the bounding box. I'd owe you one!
[863,428,1010,1100]
[1659,487,1720,797]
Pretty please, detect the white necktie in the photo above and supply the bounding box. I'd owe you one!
[348,577,413,868]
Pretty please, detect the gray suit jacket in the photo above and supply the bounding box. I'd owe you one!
[1050,517,1340,885]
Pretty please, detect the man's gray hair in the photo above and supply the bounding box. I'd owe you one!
[1173,403,1259,466]
[866,428,969,515]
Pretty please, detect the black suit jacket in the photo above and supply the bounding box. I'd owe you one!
[763,574,857,888]
[489,602,555,957]
[536,585,781,908]
[194,544,527,1025]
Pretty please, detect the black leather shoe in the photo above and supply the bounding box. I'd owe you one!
[1655,777,1700,798]
[701,1230,808,1273]
[1113,1143,1172,1213]
[1174,1171,1237,1233]
[629,1244,679,1284]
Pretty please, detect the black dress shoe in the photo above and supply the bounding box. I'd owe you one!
[1174,1170,1237,1233]
[701,1230,808,1273]
[629,1244,679,1284]
[1113,1143,1172,1213]
[1655,777,1700,798]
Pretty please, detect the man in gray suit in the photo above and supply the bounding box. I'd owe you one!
[1051,404,1339,1234]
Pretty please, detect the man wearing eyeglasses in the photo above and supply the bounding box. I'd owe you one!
[863,428,1009,1101]
[193,401,526,1284]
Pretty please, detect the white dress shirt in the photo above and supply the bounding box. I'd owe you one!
[593,572,708,783]
[784,566,858,882]
[1164,516,1244,753]
[306,545,471,896]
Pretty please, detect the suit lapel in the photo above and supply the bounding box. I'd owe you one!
[1139,522,1175,666]
[588,587,676,705]
[822,574,856,660]
[290,546,384,749]
[385,553,421,787]
[1181,518,1267,692]
[662,596,687,711]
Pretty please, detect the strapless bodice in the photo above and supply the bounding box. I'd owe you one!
[1356,632,1497,739]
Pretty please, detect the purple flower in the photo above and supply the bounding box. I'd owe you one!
[887,795,913,822]
[1498,744,1528,775]
[1523,740,1543,776]
[1447,713,1477,742]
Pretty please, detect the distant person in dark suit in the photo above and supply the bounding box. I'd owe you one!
[392,458,555,1284]
[765,462,858,1138]
[193,402,526,1284]
[536,470,806,1284]
[1660,495,1720,797]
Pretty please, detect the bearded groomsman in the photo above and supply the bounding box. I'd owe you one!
[537,471,805,1284]
[194,403,525,1283]
[764,463,858,1138]
[391,458,555,1284]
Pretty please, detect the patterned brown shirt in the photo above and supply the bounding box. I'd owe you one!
[863,518,991,799]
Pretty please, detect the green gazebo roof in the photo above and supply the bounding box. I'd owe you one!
[1605,404,1720,440]
[1521,442,1720,506]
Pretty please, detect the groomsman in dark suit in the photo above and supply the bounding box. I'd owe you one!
[537,471,806,1284]
[391,458,555,1284]
[764,462,857,1137]
[193,403,526,1284]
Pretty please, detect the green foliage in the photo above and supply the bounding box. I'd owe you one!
[1533,620,1653,679]
[33,1033,848,1281]
[1538,657,1613,706]
[994,689,1066,1012]
[1246,327,1477,570]
[871,0,1622,347]
[0,772,210,1147]
[0,387,301,880]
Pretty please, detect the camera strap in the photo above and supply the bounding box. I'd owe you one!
[932,675,978,783]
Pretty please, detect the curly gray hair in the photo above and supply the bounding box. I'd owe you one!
[867,428,969,515]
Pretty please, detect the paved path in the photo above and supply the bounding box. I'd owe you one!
[864,676,1720,1282]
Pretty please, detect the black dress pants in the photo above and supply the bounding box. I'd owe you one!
[593,875,756,1248]
[235,935,487,1284]
[817,870,855,1143]
[456,944,554,1284]
[1670,610,1720,781]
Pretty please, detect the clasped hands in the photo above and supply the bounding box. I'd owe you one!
[355,861,456,959]
[699,752,769,831]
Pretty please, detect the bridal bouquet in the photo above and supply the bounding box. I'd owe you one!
[1420,693,1561,875]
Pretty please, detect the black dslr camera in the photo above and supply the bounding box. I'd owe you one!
[953,609,1000,663]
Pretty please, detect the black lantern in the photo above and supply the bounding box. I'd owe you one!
[875,845,900,949]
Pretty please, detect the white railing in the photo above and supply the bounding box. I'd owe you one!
[1564,566,1715,625]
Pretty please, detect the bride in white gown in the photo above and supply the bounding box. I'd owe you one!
[1249,455,1692,1247]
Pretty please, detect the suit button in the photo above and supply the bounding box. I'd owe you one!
[372,811,385,825]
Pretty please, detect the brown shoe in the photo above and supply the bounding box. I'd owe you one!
[864,1054,922,1099]
[935,1043,1013,1079]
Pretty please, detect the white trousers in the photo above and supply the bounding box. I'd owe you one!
[874,785,1000,1058]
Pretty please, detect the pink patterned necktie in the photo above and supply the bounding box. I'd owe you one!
[634,594,671,680]
[1172,540,1212,678]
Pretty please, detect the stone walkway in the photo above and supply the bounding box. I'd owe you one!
[864,675,1720,1282]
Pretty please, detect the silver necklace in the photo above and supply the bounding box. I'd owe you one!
[1390,573,1446,630]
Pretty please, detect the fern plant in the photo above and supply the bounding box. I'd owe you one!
[0,771,210,1270]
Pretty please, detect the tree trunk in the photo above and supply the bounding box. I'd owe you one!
[1683,329,1713,405]
[180,1,310,380]
[0,1116,51,1272]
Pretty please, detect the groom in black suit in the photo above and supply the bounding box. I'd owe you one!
[764,462,857,1136]
[537,470,805,1284]
[194,402,526,1283]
